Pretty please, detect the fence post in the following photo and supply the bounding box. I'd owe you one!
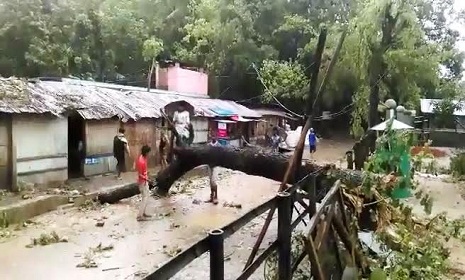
[309,175,317,216]
[209,229,224,280]
[277,192,292,280]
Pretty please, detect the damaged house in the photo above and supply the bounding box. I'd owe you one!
[0,77,261,191]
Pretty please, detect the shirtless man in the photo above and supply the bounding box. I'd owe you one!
[113,128,131,180]
[207,137,221,204]
[159,132,168,169]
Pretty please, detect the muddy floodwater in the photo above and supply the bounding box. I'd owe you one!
[0,138,355,280]
[0,168,288,280]
[2,138,464,279]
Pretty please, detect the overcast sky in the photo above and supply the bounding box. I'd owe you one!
[454,0,465,52]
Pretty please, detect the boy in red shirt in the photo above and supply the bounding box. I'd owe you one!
[136,145,151,221]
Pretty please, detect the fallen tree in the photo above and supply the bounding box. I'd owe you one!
[97,145,363,204]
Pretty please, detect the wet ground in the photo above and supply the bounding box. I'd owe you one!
[405,174,465,274]
[2,137,464,279]
[0,168,282,280]
[0,138,353,280]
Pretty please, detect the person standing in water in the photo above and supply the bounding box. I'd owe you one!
[173,105,190,146]
[308,128,318,160]
[136,145,152,221]
[113,128,131,180]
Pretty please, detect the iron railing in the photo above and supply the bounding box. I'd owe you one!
[144,171,364,280]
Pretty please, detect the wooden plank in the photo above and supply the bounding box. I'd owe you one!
[314,203,336,250]
[306,180,340,236]
[304,237,325,280]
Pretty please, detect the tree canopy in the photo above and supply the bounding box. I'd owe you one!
[0,0,464,134]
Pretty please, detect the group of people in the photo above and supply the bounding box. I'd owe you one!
[112,105,222,221]
[268,124,319,158]
[113,128,153,221]
[112,107,320,221]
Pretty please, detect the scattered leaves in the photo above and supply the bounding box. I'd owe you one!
[26,231,68,248]
[162,245,182,257]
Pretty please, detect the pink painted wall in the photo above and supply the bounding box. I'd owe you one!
[157,63,208,96]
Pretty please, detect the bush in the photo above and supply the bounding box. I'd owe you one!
[450,152,465,178]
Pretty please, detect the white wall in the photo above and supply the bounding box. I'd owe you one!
[84,120,119,176]
[85,119,119,156]
[192,117,208,143]
[13,115,68,185]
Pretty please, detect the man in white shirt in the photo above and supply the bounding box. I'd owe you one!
[173,105,191,146]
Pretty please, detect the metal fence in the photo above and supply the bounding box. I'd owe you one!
[144,172,365,280]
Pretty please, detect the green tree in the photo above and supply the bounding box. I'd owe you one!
[142,37,164,91]
[0,0,463,126]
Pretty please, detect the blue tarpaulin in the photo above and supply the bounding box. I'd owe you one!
[210,108,236,117]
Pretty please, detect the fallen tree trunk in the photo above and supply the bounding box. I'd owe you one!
[97,146,363,204]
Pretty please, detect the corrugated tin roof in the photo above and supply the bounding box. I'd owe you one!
[253,108,297,119]
[420,98,465,116]
[60,78,207,99]
[0,77,261,121]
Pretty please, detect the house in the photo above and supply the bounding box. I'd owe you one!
[419,98,465,148]
[155,62,208,96]
[0,77,261,191]
[238,103,299,142]
[420,98,465,129]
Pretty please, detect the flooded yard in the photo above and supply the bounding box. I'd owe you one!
[0,169,282,280]
[4,138,464,279]
[0,138,353,280]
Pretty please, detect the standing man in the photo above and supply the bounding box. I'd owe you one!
[136,145,152,221]
[308,128,318,160]
[173,105,190,146]
[207,137,221,204]
[159,132,168,169]
[270,127,281,153]
[113,128,131,180]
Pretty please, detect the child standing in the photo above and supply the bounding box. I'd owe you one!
[136,145,152,221]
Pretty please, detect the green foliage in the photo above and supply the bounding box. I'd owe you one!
[359,126,465,279]
[369,268,387,280]
[0,0,464,117]
[379,223,450,280]
[258,59,309,103]
[142,38,164,61]
[450,152,465,179]
[432,97,463,129]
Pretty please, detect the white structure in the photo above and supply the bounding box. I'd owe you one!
[370,119,413,131]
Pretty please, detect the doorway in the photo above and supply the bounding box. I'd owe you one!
[0,114,12,190]
[68,113,85,178]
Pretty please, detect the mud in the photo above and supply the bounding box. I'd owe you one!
[0,169,282,280]
[0,139,352,280]
[2,138,464,279]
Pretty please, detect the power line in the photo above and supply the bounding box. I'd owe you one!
[251,62,304,118]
